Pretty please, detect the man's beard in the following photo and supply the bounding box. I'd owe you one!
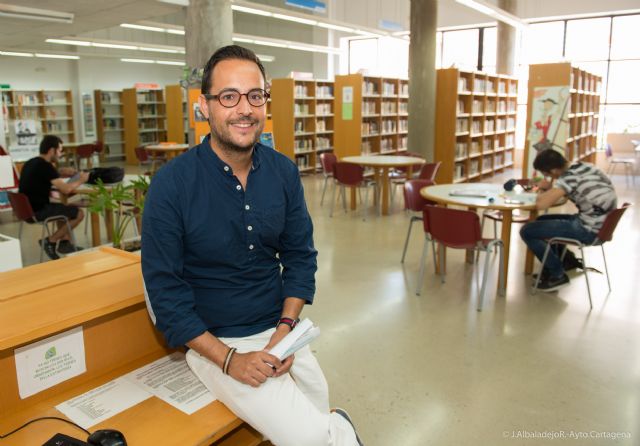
[210,116,263,154]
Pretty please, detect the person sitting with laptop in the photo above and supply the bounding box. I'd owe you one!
[18,135,89,259]
[520,149,617,291]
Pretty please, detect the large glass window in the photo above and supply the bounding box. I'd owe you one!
[607,60,640,103]
[610,15,640,60]
[521,21,564,64]
[442,29,479,71]
[482,27,497,73]
[564,18,611,61]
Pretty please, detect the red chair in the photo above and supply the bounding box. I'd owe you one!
[94,140,105,162]
[75,144,96,170]
[8,191,77,262]
[330,162,377,220]
[417,161,442,181]
[532,203,631,309]
[135,145,164,174]
[319,152,337,207]
[389,152,427,201]
[417,205,505,311]
[400,179,435,263]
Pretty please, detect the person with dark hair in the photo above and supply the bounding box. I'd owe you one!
[142,45,363,446]
[520,149,617,291]
[18,134,89,259]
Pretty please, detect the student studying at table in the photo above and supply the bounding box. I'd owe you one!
[18,135,89,259]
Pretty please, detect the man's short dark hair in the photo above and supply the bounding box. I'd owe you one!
[533,149,568,173]
[39,135,63,154]
[201,45,266,94]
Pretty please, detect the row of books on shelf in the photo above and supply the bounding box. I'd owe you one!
[457,99,517,115]
[455,137,516,159]
[295,121,335,133]
[294,84,334,98]
[316,103,332,115]
[362,81,409,97]
[454,152,514,180]
[458,77,513,95]
[136,91,161,103]
[362,120,407,135]
[294,103,312,115]
[100,91,121,103]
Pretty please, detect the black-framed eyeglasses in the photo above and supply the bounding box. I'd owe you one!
[204,88,270,108]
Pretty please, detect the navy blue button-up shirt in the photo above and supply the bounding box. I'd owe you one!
[141,137,317,347]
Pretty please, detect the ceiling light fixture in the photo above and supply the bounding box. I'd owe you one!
[92,42,138,50]
[156,60,185,66]
[139,46,180,53]
[232,5,272,17]
[121,58,154,64]
[46,39,91,46]
[0,3,73,24]
[120,23,165,32]
[35,53,80,60]
[0,50,34,57]
[454,0,527,29]
[272,13,317,26]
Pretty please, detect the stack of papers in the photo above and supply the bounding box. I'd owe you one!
[269,318,320,360]
[449,189,491,198]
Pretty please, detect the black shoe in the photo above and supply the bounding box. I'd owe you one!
[38,238,60,260]
[532,269,551,282]
[536,273,570,292]
[57,240,84,254]
[332,408,364,446]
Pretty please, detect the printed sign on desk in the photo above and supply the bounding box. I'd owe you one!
[14,326,87,399]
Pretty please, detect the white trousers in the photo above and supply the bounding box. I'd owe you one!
[186,328,359,446]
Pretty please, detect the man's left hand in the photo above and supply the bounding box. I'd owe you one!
[264,325,295,377]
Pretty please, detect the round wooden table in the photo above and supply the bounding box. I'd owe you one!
[342,155,425,215]
[144,143,189,160]
[420,182,539,289]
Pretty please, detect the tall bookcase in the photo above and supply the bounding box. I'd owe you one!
[1,89,76,152]
[334,74,409,159]
[271,78,334,173]
[435,68,518,184]
[164,84,186,144]
[122,88,167,165]
[95,90,125,160]
[524,63,601,177]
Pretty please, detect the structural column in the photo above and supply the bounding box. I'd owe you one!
[496,0,517,75]
[408,0,438,161]
[185,0,233,77]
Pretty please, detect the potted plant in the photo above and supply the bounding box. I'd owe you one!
[87,175,150,251]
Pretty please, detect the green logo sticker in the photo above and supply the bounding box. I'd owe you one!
[45,347,57,360]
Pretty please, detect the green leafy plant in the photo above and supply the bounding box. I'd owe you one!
[87,175,150,249]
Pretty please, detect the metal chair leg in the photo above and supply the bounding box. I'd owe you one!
[497,242,505,296]
[329,181,337,218]
[580,246,593,309]
[477,245,493,311]
[320,176,329,206]
[341,186,348,213]
[401,218,416,263]
[39,224,46,263]
[439,242,446,284]
[18,221,23,239]
[363,186,369,221]
[601,245,611,292]
[416,235,430,296]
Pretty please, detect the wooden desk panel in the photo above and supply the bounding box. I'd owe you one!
[0,247,138,303]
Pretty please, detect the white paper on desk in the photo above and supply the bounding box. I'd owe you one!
[14,326,87,399]
[123,352,215,415]
[55,376,152,429]
[269,318,321,360]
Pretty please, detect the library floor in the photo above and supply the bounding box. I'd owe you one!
[1,166,639,446]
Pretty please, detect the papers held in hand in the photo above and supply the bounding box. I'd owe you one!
[448,189,491,198]
[269,318,320,360]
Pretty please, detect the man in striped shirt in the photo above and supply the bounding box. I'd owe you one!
[520,149,617,291]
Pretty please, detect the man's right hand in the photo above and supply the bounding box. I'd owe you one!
[227,350,282,387]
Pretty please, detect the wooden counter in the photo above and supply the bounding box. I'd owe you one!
[0,247,263,445]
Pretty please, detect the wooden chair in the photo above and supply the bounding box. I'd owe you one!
[417,205,505,311]
[532,203,631,309]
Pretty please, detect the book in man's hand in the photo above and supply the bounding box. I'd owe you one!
[269,318,320,360]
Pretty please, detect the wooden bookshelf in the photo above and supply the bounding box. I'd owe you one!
[271,78,334,173]
[434,68,518,184]
[334,74,409,159]
[524,63,601,177]
[122,88,167,165]
[164,84,186,144]
[95,89,125,160]
[1,89,76,157]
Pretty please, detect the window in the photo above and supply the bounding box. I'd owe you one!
[521,21,564,64]
[611,15,640,60]
[348,37,409,78]
[602,105,640,134]
[482,27,497,73]
[565,18,611,61]
[442,29,479,71]
[607,61,640,103]
[349,38,378,75]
